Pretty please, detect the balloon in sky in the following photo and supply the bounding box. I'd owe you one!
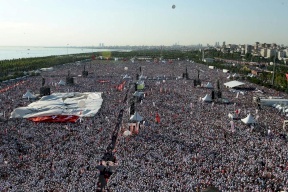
[172,5,176,9]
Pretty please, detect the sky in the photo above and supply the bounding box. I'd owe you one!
[0,0,287,46]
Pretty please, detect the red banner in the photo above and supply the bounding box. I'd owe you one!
[0,80,26,93]
[98,80,110,83]
[28,115,79,123]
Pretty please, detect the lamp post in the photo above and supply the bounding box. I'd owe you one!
[66,44,69,55]
[271,56,276,86]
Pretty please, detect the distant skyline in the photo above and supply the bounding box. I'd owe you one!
[0,0,288,47]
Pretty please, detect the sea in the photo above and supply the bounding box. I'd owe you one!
[0,46,130,61]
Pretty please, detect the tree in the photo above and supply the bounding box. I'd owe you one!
[245,53,252,61]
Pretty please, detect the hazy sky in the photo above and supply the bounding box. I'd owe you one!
[0,0,287,46]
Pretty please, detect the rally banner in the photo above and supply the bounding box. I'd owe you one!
[0,80,26,93]
[28,115,79,123]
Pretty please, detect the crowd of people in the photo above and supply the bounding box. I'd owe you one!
[0,59,287,191]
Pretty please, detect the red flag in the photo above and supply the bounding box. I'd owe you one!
[92,55,95,60]
[116,81,126,91]
[235,109,240,114]
[155,113,160,124]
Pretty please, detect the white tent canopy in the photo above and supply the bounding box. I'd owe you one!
[11,92,103,118]
[123,74,131,80]
[241,114,256,124]
[35,69,41,74]
[129,112,143,122]
[40,67,53,71]
[205,82,213,89]
[139,75,147,80]
[228,113,235,119]
[22,90,36,99]
[202,94,212,102]
[275,104,281,109]
[247,73,256,78]
[58,80,66,86]
[133,91,144,97]
[224,80,245,88]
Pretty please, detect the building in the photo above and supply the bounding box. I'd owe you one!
[283,49,288,58]
[221,48,230,53]
[278,51,286,60]
[265,44,271,48]
[260,48,267,58]
[245,44,252,54]
[266,49,277,58]
[214,42,219,47]
[254,42,259,50]
[228,44,237,49]
[271,43,277,49]
[239,45,245,55]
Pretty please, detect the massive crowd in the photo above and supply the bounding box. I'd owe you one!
[0,59,287,191]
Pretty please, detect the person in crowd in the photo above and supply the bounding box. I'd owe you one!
[0,60,287,191]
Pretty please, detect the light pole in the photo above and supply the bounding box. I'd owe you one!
[67,44,69,55]
[271,55,276,86]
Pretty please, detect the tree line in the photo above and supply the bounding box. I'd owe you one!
[0,53,92,81]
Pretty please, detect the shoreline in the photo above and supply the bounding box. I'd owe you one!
[0,47,131,61]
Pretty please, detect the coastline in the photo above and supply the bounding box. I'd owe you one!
[0,46,131,61]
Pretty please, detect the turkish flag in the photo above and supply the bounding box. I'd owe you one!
[155,113,160,124]
[235,109,240,114]
[116,81,126,91]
